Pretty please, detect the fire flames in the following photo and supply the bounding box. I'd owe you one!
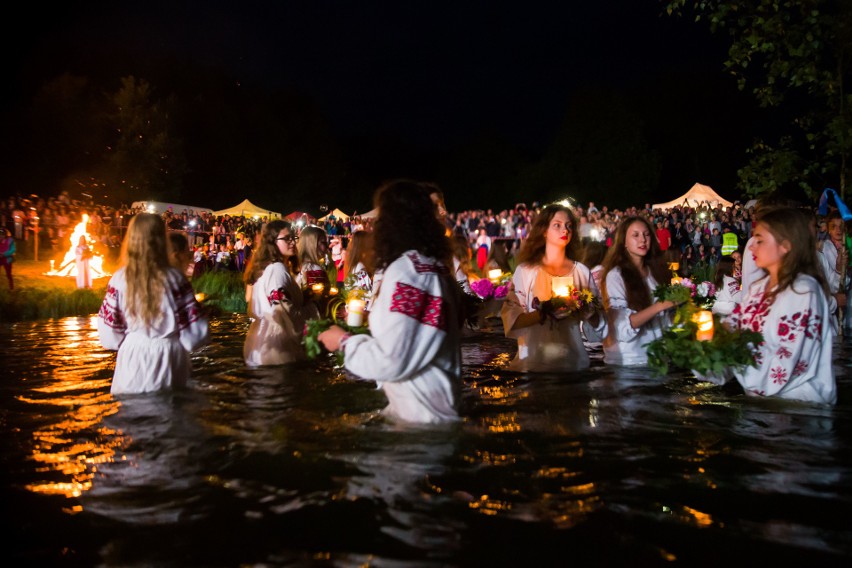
[44,214,110,279]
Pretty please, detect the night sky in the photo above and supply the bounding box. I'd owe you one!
[2,1,754,211]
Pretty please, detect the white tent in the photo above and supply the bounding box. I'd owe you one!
[317,208,350,223]
[212,199,281,219]
[131,200,213,215]
[652,183,733,210]
[357,208,379,219]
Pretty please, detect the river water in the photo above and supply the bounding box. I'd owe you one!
[1,314,851,566]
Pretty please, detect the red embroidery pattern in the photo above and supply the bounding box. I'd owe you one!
[792,360,808,378]
[303,269,329,285]
[734,291,773,334]
[390,282,446,330]
[267,287,289,306]
[777,309,822,342]
[406,252,449,275]
[98,285,126,330]
[769,366,788,385]
[173,280,202,329]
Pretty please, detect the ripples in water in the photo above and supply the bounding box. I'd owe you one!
[1,314,851,566]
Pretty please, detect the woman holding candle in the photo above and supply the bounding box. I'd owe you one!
[344,230,376,301]
[708,207,836,405]
[243,219,313,366]
[97,213,209,394]
[317,179,461,424]
[500,204,606,372]
[600,216,676,366]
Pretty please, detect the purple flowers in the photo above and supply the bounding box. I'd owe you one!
[471,278,509,300]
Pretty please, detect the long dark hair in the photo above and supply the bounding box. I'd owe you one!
[601,216,669,311]
[243,219,296,285]
[372,179,452,270]
[515,204,580,266]
[757,207,828,303]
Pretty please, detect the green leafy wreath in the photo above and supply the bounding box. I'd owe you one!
[646,283,762,376]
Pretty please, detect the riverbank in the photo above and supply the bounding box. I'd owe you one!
[0,261,246,322]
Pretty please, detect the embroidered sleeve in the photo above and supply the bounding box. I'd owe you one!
[97,281,127,350]
[604,269,642,342]
[342,260,452,382]
[170,271,209,352]
[736,285,826,398]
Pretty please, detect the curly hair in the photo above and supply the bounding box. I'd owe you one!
[515,204,580,266]
[372,179,452,270]
[601,216,669,311]
[243,219,296,285]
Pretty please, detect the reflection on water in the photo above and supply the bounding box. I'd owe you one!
[1,314,851,565]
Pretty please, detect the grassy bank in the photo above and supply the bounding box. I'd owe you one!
[0,260,247,322]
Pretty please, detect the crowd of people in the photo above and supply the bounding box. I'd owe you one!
[0,184,843,422]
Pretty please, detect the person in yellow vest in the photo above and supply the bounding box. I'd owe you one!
[721,229,739,256]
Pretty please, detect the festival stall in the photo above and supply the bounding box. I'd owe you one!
[652,183,734,210]
[213,199,281,219]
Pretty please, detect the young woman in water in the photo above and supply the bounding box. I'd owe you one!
[710,207,836,404]
[317,179,461,424]
[97,213,209,394]
[500,204,606,372]
[600,216,676,366]
[243,219,313,366]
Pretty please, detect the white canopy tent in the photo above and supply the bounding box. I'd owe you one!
[317,208,350,223]
[131,200,213,215]
[212,199,281,219]
[652,183,734,210]
[357,208,379,219]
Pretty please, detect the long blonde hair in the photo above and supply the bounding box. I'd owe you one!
[120,213,170,326]
[297,225,327,267]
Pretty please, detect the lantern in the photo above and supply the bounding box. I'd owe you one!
[693,310,714,341]
[551,276,574,298]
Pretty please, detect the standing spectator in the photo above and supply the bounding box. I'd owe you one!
[0,227,15,290]
[75,235,92,289]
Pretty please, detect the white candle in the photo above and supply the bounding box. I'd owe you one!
[488,269,502,281]
[346,299,366,327]
[311,283,325,294]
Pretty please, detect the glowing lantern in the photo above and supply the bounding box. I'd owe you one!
[551,276,574,298]
[693,310,714,341]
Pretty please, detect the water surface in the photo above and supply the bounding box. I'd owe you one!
[2,314,851,566]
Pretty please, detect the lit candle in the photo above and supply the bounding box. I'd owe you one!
[668,262,680,272]
[551,276,574,298]
[671,277,681,286]
[329,287,338,296]
[50,259,55,271]
[693,310,714,341]
[488,269,502,282]
[311,283,325,294]
[194,293,206,303]
[346,298,366,327]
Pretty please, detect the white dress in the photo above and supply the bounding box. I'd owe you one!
[602,267,672,366]
[244,262,310,366]
[720,274,836,405]
[340,251,461,424]
[75,244,92,289]
[711,275,742,316]
[97,267,209,394]
[500,262,606,372]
